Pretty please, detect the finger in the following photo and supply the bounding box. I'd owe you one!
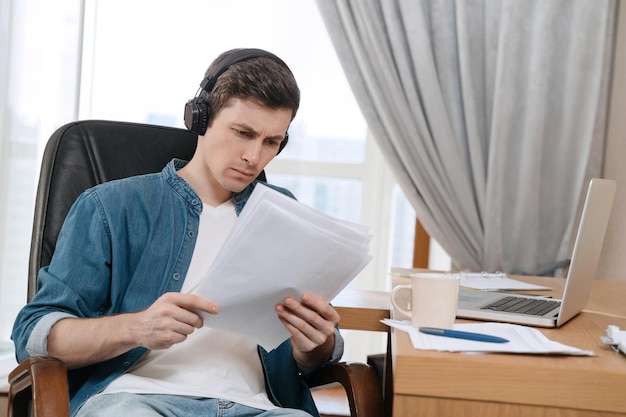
[159,293,219,327]
[174,293,220,315]
[283,295,339,330]
[172,308,205,330]
[280,298,318,329]
[276,302,332,347]
[151,324,195,350]
[133,307,198,350]
[275,306,320,351]
[300,293,340,324]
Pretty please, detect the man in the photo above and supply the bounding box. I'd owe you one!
[12,48,343,417]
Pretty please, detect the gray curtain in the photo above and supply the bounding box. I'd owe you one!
[316,0,615,274]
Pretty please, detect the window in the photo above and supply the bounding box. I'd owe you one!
[0,0,83,345]
[0,0,424,360]
[80,0,418,293]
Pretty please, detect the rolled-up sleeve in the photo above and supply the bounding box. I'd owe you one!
[12,190,111,363]
[25,312,77,357]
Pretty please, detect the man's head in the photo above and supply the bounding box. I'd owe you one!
[184,48,300,154]
[180,49,299,205]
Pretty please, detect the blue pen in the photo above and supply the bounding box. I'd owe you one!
[419,327,509,343]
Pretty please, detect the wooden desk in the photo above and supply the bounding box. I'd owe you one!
[332,288,390,332]
[331,288,393,417]
[391,278,626,417]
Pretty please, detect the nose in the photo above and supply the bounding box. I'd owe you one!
[242,140,263,166]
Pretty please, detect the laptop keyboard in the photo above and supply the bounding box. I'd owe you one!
[480,296,561,316]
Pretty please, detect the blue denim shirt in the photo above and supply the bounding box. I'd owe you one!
[12,159,342,417]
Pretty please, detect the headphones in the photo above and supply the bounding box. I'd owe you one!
[184,48,290,154]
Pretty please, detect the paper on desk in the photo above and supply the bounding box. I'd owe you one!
[391,271,552,291]
[194,184,372,351]
[601,325,626,355]
[460,273,552,291]
[382,319,594,355]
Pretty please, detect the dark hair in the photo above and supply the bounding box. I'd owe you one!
[199,49,300,127]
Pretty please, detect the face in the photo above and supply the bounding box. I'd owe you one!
[184,98,292,205]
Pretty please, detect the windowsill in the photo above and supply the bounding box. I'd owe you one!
[0,345,17,394]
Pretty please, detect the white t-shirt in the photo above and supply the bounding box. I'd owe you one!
[102,199,277,410]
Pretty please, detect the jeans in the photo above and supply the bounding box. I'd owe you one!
[74,393,314,417]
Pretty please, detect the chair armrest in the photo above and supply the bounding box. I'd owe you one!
[8,356,70,417]
[308,361,383,417]
[6,358,383,417]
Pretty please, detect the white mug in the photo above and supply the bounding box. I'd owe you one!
[391,272,460,329]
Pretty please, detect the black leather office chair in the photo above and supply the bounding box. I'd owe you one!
[7,120,383,417]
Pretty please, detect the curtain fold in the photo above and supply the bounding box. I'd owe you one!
[316,0,615,274]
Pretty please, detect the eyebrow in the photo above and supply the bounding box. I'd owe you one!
[233,123,286,141]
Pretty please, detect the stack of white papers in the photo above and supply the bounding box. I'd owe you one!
[382,319,594,356]
[195,184,372,351]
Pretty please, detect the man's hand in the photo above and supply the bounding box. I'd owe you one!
[48,292,219,368]
[130,292,219,350]
[275,293,340,368]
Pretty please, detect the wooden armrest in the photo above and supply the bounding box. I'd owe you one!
[8,356,70,417]
[308,362,383,417]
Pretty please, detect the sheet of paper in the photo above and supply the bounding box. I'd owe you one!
[459,273,552,291]
[194,184,372,351]
[601,325,626,356]
[382,319,594,355]
[391,270,552,291]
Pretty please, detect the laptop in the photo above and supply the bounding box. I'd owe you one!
[457,178,616,327]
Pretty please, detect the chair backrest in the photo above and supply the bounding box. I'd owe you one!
[27,119,266,301]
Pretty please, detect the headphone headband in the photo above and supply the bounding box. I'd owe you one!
[199,48,285,94]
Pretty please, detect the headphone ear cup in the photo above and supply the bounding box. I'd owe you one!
[184,98,209,135]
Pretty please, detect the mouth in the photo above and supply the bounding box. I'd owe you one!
[231,167,256,178]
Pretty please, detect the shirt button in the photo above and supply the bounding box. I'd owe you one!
[173,273,181,280]
[188,231,194,238]
[123,361,131,367]
[191,199,199,205]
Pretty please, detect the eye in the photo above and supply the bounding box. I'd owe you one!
[233,129,252,138]
[265,138,279,146]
